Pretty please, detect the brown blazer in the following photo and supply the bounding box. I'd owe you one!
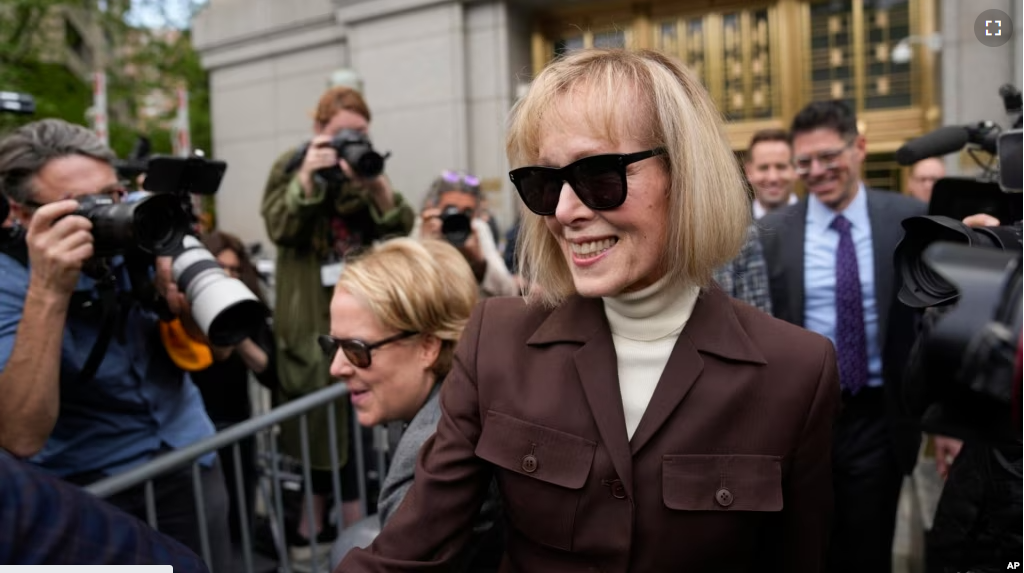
[338,286,840,573]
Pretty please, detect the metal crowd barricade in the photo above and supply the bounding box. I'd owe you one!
[85,382,389,573]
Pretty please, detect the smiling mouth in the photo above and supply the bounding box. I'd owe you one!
[809,175,839,191]
[569,238,618,259]
[350,388,370,400]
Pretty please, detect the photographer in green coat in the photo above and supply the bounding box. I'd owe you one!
[260,86,414,558]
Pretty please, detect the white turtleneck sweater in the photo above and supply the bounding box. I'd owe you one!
[602,277,700,440]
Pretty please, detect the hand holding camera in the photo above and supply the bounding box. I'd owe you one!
[962,213,1001,228]
[25,199,94,299]
[338,155,395,214]
[420,206,483,265]
[294,129,391,205]
[297,134,341,197]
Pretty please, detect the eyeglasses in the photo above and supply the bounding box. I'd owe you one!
[441,170,480,187]
[793,140,855,176]
[508,148,666,216]
[317,331,418,369]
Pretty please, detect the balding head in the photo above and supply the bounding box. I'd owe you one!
[907,157,945,203]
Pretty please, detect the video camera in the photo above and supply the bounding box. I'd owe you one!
[284,129,389,184]
[894,85,1023,444]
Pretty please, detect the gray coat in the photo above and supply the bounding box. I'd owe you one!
[379,385,503,569]
[332,385,503,570]
[378,386,445,525]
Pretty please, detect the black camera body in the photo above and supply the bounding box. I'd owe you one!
[65,156,226,260]
[901,242,1021,444]
[72,192,189,258]
[285,129,389,185]
[895,85,1023,444]
[439,206,473,246]
[325,129,386,179]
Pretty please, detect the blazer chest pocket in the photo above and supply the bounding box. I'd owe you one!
[662,454,783,512]
[476,410,596,551]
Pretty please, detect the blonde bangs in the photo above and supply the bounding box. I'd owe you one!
[507,54,657,168]
[509,49,750,308]
[335,238,477,345]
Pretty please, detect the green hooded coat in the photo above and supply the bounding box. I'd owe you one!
[260,148,414,470]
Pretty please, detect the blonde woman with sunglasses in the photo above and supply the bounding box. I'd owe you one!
[324,237,503,571]
[339,49,839,573]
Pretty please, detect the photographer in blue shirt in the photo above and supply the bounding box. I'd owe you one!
[0,119,229,571]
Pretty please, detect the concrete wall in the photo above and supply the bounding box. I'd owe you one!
[194,0,531,249]
[940,0,1022,174]
[466,1,517,224]
[192,0,347,250]
[341,2,470,214]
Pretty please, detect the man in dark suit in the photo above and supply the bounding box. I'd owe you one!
[759,100,927,573]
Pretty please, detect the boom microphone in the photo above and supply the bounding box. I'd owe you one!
[897,126,970,166]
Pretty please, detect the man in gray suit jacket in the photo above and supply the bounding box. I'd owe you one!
[759,100,927,573]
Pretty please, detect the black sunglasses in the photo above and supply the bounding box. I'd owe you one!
[317,331,418,369]
[508,148,666,216]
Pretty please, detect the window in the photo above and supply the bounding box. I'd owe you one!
[864,152,903,192]
[864,0,911,109]
[552,29,626,59]
[593,29,625,48]
[653,17,707,89]
[807,0,913,110]
[554,35,584,57]
[655,8,775,121]
[808,0,856,107]
[65,17,92,64]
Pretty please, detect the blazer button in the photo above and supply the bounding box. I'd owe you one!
[521,454,538,473]
[610,480,626,499]
[715,488,734,508]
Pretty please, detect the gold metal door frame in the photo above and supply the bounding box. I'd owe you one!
[528,0,938,158]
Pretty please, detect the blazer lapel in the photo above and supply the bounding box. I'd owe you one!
[527,296,635,493]
[783,200,808,327]
[867,190,897,348]
[629,287,768,456]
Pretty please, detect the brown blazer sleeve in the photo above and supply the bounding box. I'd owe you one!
[337,301,495,572]
[774,339,840,572]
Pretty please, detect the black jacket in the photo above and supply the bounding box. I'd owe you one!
[927,440,1023,573]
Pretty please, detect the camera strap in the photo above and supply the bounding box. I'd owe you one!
[0,227,28,267]
[74,274,119,385]
[0,232,119,384]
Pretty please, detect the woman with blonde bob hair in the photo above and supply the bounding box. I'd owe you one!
[325,238,504,571]
[340,49,838,572]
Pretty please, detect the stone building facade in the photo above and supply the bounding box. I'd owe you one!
[192,0,1022,252]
